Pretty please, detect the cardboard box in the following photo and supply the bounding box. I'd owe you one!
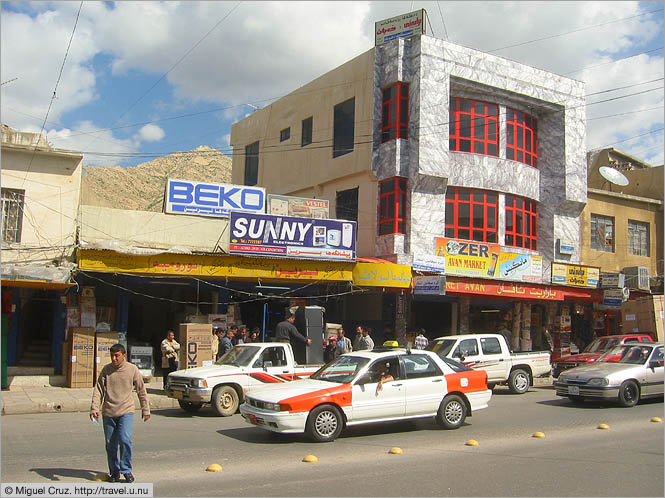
[95,332,119,379]
[178,323,214,369]
[81,286,95,298]
[67,327,95,388]
[621,296,664,341]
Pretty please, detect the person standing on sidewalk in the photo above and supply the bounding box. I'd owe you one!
[90,344,150,483]
[274,312,311,346]
[160,330,180,389]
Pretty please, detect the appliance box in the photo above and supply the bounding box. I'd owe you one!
[178,323,214,368]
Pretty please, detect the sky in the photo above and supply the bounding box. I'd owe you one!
[1,1,663,168]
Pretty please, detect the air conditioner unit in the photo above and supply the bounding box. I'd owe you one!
[622,266,650,290]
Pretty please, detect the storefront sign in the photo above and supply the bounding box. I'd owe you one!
[413,276,446,295]
[352,262,412,288]
[267,194,329,219]
[602,288,625,308]
[551,263,599,288]
[444,277,598,302]
[165,179,265,217]
[229,212,356,261]
[78,250,354,281]
[375,9,426,46]
[412,254,446,274]
[558,239,575,255]
[600,272,625,289]
[497,252,543,283]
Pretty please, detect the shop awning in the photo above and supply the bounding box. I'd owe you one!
[444,277,601,302]
[1,276,77,290]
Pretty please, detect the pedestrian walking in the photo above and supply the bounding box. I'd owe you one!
[219,329,234,358]
[353,325,364,351]
[336,328,353,354]
[415,328,429,350]
[211,328,222,360]
[90,344,150,484]
[357,326,374,351]
[274,312,311,346]
[160,330,180,389]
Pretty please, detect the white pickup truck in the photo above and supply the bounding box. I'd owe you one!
[428,333,551,394]
[165,342,321,416]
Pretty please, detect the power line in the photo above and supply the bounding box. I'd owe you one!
[587,105,664,121]
[436,1,449,41]
[564,46,664,75]
[586,77,663,97]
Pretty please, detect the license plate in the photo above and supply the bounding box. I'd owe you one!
[568,385,580,395]
[173,391,183,399]
[248,414,258,425]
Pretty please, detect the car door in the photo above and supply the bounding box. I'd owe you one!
[478,336,506,383]
[252,346,292,380]
[644,346,664,396]
[452,338,481,368]
[351,357,405,421]
[400,354,445,416]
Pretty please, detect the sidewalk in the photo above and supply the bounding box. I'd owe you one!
[1,379,180,416]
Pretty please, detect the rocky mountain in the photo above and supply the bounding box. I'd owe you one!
[80,146,232,212]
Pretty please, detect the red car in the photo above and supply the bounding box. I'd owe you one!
[551,334,653,378]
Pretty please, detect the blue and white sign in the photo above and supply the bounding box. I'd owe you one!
[229,212,356,261]
[412,254,446,274]
[165,179,265,217]
[602,288,627,309]
[413,276,446,295]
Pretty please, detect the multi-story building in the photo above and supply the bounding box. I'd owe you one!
[231,33,595,347]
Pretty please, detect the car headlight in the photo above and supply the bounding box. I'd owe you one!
[263,402,281,411]
[191,379,208,388]
[587,378,609,386]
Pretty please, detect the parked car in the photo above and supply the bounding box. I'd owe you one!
[428,333,551,394]
[551,334,654,378]
[165,343,320,416]
[239,349,492,442]
[553,342,664,406]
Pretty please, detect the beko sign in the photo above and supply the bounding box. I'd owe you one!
[165,179,265,217]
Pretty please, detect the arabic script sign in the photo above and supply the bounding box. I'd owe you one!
[267,194,329,219]
[444,277,596,301]
[414,276,446,295]
[375,9,426,46]
[551,263,599,288]
[229,212,356,262]
[352,262,412,289]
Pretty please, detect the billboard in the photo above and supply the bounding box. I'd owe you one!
[375,9,426,46]
[551,263,600,288]
[165,179,265,217]
[229,212,356,261]
[267,194,329,219]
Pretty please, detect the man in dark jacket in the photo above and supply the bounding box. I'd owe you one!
[274,312,311,346]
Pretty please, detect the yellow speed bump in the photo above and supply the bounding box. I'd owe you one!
[532,432,546,438]
[465,439,479,446]
[597,423,610,430]
[93,473,109,482]
[206,464,223,472]
[388,447,403,454]
[651,417,663,423]
[302,455,318,463]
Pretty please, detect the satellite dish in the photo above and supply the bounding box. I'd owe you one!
[599,166,629,186]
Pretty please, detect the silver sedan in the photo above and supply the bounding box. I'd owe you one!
[554,342,664,407]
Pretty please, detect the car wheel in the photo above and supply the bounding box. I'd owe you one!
[508,368,530,394]
[436,394,467,430]
[568,395,585,404]
[306,404,343,442]
[618,380,640,407]
[178,400,203,412]
[211,385,239,416]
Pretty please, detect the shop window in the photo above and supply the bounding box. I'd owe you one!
[336,187,358,222]
[445,187,498,243]
[379,177,407,235]
[244,141,259,186]
[628,220,649,256]
[1,188,24,243]
[591,214,614,252]
[301,117,312,147]
[449,97,499,157]
[506,108,538,167]
[382,82,409,143]
[280,127,290,142]
[505,195,538,250]
[333,98,355,158]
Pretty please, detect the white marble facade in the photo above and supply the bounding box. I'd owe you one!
[372,35,587,278]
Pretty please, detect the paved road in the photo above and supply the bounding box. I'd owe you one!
[1,386,663,496]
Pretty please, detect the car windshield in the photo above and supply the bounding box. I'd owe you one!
[598,344,653,365]
[428,339,456,357]
[584,337,620,353]
[216,345,260,366]
[310,355,370,384]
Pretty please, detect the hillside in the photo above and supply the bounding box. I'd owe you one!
[80,146,233,212]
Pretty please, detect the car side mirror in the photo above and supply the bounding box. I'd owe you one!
[357,373,373,385]
[263,361,273,370]
[648,360,662,369]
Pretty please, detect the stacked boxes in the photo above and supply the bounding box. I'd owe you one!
[80,287,96,329]
[67,327,95,388]
[622,296,664,341]
[95,332,119,379]
[178,323,214,368]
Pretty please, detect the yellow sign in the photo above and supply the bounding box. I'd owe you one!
[551,262,599,288]
[352,262,412,288]
[78,250,353,282]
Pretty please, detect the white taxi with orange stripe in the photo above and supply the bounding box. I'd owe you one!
[239,349,492,442]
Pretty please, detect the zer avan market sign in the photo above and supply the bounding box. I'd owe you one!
[165,179,265,217]
[375,9,426,46]
[229,212,356,261]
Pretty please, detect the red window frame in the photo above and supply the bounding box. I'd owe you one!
[379,177,407,235]
[449,97,499,157]
[382,82,409,143]
[505,195,538,250]
[506,108,538,167]
[444,187,498,243]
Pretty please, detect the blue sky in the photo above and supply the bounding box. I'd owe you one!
[2,1,663,167]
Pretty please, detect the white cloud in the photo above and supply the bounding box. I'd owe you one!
[136,124,165,142]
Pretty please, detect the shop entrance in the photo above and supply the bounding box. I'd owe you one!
[411,298,454,339]
[18,291,55,367]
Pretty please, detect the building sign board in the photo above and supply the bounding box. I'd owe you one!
[267,194,329,219]
[229,212,356,261]
[600,272,625,289]
[551,262,600,288]
[352,262,411,288]
[375,9,426,46]
[445,277,597,302]
[165,179,265,217]
[414,276,446,295]
[602,288,625,309]
[558,239,576,255]
[412,254,446,274]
